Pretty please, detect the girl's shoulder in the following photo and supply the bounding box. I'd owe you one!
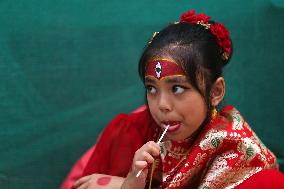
[201,105,278,168]
[100,105,158,144]
[214,105,254,135]
[82,105,157,176]
[107,105,155,130]
[204,105,263,146]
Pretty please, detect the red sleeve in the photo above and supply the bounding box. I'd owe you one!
[82,109,156,177]
[235,169,284,189]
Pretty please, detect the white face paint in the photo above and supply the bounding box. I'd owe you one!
[155,62,162,79]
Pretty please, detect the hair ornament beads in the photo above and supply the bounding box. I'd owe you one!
[148,31,159,44]
[196,20,211,30]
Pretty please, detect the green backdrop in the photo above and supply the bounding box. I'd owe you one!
[0,0,283,188]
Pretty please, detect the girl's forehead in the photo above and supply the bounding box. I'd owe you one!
[145,75,189,84]
[145,59,186,80]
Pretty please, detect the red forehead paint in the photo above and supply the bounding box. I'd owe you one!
[97,176,111,186]
[145,59,185,80]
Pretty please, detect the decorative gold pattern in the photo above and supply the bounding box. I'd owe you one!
[148,106,278,188]
[199,129,227,150]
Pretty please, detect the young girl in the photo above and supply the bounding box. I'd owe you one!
[68,9,281,189]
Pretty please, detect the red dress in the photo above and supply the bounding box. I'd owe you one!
[62,105,281,188]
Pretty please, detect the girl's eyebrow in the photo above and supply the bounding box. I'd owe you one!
[144,77,156,84]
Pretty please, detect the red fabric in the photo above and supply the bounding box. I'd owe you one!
[82,109,158,177]
[60,106,149,189]
[63,105,278,188]
[235,169,284,188]
[150,105,278,188]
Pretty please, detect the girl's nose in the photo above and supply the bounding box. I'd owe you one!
[158,93,172,113]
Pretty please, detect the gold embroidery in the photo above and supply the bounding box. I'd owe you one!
[199,129,227,150]
[148,106,278,188]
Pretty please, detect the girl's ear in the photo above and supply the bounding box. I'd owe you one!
[210,77,225,107]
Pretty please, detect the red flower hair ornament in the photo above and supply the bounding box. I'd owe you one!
[180,10,232,60]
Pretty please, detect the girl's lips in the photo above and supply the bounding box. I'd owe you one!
[161,121,181,132]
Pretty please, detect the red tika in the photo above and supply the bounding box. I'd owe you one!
[82,105,278,188]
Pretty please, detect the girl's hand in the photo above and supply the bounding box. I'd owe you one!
[121,141,161,189]
[73,173,124,189]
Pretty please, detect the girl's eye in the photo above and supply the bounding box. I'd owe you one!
[146,85,157,94]
[172,85,185,94]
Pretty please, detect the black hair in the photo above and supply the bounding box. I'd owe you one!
[138,22,233,119]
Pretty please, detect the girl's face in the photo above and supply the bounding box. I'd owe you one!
[145,59,207,141]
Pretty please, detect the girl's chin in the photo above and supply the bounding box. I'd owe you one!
[164,134,187,142]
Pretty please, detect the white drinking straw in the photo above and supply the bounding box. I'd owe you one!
[136,125,170,178]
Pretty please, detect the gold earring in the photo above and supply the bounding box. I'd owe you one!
[211,107,218,119]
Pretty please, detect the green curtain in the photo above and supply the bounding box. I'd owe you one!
[0,0,283,188]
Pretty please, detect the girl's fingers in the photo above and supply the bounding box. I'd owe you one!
[141,151,155,164]
[133,141,161,166]
[134,160,148,170]
[132,141,161,177]
[144,141,161,157]
[134,161,149,177]
[73,175,91,188]
[77,182,89,189]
